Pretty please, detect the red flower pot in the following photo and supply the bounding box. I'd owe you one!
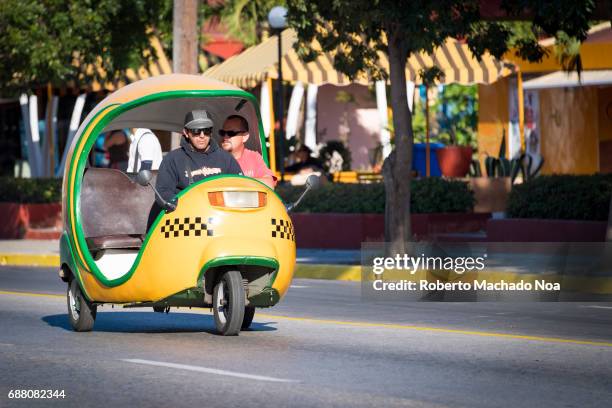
[436,146,473,177]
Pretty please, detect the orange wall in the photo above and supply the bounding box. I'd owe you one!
[477,78,509,167]
[478,78,604,175]
[539,87,599,174]
[505,43,612,73]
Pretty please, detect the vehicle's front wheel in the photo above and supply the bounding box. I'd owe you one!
[67,279,96,332]
[241,306,255,330]
[213,271,245,336]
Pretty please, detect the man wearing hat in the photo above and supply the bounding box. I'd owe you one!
[155,110,242,206]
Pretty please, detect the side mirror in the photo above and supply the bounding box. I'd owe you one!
[136,169,153,186]
[305,174,321,189]
[135,169,177,213]
[286,174,321,212]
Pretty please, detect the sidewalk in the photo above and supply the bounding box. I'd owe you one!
[0,240,362,281]
[0,240,61,268]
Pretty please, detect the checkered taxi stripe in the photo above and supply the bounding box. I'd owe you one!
[161,217,214,238]
[271,218,295,242]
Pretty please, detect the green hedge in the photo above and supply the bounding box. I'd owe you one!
[0,177,62,203]
[276,178,474,214]
[0,175,478,213]
[506,174,612,221]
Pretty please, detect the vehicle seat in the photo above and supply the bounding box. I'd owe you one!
[80,168,158,253]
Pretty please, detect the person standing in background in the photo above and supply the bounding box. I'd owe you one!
[104,130,130,171]
[128,128,163,172]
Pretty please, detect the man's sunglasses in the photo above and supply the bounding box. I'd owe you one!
[187,127,213,136]
[219,129,247,137]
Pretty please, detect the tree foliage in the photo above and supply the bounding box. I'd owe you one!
[410,84,478,148]
[207,0,286,47]
[0,0,171,95]
[287,1,483,81]
[436,84,478,147]
[287,1,596,83]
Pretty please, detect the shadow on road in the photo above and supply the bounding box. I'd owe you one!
[42,312,277,334]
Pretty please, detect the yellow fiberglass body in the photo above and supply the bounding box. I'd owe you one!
[73,175,295,304]
[59,74,296,335]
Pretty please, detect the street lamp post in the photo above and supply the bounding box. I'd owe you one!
[268,6,287,182]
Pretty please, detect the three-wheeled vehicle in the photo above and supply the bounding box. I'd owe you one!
[60,74,314,335]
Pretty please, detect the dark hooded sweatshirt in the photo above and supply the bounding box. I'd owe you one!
[155,137,242,204]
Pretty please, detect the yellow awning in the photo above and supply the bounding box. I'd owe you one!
[64,35,172,92]
[204,29,515,88]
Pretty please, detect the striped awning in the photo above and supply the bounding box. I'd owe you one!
[64,36,172,93]
[204,29,515,88]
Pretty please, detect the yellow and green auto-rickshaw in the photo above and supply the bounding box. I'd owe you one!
[60,74,315,335]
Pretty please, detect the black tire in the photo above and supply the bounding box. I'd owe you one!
[213,271,245,336]
[67,279,96,332]
[153,306,166,313]
[241,306,256,330]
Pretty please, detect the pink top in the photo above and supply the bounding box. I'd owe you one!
[237,149,276,185]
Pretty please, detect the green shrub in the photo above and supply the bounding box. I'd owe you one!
[276,178,474,214]
[506,174,612,221]
[0,177,62,203]
[411,178,475,213]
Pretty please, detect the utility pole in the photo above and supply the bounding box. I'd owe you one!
[172,0,199,148]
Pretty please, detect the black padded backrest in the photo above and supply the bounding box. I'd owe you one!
[80,168,158,237]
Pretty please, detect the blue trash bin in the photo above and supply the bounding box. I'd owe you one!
[412,143,443,177]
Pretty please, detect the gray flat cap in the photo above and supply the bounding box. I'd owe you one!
[184,110,213,129]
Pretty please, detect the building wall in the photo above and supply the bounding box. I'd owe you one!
[316,84,380,170]
[539,87,599,174]
[478,78,607,175]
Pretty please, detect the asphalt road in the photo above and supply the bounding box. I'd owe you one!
[0,265,611,408]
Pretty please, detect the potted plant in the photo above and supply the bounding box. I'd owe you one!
[433,84,478,177]
[436,136,473,177]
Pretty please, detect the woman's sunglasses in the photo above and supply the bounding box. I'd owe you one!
[219,129,247,137]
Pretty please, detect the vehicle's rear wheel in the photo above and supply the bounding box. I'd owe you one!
[67,279,96,332]
[241,306,256,330]
[153,306,167,313]
[213,271,245,336]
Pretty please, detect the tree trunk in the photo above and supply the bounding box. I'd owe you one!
[383,35,413,254]
[172,0,199,149]
[172,0,198,75]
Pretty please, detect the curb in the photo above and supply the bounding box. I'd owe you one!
[0,253,60,268]
[294,264,361,281]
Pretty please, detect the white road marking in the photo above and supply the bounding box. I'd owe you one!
[290,285,309,289]
[581,305,612,310]
[122,359,299,383]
